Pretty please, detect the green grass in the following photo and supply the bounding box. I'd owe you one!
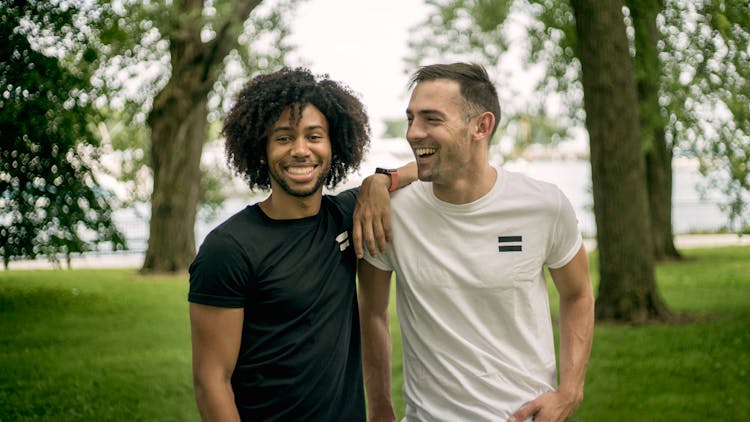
[574,247,750,421]
[1,246,749,421]
[0,270,197,421]
[387,246,750,421]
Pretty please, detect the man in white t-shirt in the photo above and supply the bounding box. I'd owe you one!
[356,63,594,422]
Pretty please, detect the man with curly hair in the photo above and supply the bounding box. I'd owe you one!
[188,67,413,421]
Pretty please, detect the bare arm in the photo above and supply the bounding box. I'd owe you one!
[357,259,396,422]
[190,303,244,422]
[552,245,594,406]
[509,244,594,422]
[353,162,417,259]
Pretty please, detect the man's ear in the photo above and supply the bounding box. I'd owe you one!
[473,111,495,142]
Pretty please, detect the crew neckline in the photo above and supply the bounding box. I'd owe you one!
[421,167,507,213]
[250,202,323,226]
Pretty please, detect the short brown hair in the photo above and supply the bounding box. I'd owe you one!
[409,62,501,137]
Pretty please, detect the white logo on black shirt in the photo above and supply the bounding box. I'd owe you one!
[336,231,350,252]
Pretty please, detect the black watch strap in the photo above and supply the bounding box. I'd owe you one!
[374,167,398,192]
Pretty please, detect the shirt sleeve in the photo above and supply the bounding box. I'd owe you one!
[362,243,394,272]
[334,186,394,271]
[546,187,583,269]
[188,229,251,308]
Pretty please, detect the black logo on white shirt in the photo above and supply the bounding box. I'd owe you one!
[498,235,522,252]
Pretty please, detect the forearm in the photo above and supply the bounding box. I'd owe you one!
[360,311,396,421]
[393,161,417,190]
[353,162,416,259]
[370,162,416,192]
[194,377,241,422]
[557,290,594,401]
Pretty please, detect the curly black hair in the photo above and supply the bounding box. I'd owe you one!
[222,67,371,191]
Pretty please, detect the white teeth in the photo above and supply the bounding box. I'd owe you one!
[415,148,436,156]
[287,166,314,175]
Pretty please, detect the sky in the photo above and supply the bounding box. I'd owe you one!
[287,0,431,143]
[283,0,585,165]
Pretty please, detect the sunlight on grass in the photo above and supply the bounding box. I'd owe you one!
[385,246,750,421]
[1,246,749,420]
[0,270,197,422]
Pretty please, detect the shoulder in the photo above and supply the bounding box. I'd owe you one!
[501,169,566,204]
[213,205,262,233]
[391,180,428,204]
[503,169,561,195]
[195,206,262,261]
[327,187,359,210]
[323,187,360,228]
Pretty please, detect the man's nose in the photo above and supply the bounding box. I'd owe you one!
[291,137,311,157]
[406,120,426,142]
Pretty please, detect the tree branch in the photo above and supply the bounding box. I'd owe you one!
[204,0,263,72]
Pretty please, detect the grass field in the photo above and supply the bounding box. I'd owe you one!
[1,246,749,421]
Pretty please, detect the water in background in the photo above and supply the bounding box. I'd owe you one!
[113,157,730,253]
[5,136,738,270]
[501,158,728,238]
[5,154,736,270]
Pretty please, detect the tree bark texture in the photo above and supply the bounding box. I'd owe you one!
[570,0,671,322]
[141,0,262,273]
[142,85,207,273]
[628,0,681,261]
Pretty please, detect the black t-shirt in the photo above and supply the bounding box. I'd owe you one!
[188,189,364,421]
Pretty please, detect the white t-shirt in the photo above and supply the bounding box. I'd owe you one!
[364,168,582,421]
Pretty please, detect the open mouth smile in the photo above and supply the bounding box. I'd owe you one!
[286,166,316,175]
[414,147,436,158]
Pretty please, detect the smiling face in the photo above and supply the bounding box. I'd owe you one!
[266,104,332,199]
[405,79,475,184]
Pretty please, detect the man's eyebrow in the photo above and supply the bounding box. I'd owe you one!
[406,109,445,117]
[271,126,293,133]
[270,125,326,133]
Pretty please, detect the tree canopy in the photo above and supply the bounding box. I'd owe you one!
[406,0,688,321]
[90,0,297,211]
[1,0,300,272]
[0,1,126,268]
[408,0,749,233]
[661,1,750,232]
[136,0,298,273]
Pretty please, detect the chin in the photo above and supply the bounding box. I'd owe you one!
[289,189,320,198]
[417,170,433,181]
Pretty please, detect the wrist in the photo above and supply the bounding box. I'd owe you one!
[374,167,398,192]
[372,173,392,190]
[557,384,584,405]
[368,404,396,422]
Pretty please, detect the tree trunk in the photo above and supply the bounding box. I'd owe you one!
[628,0,682,261]
[141,0,262,273]
[570,0,671,322]
[645,127,680,261]
[142,85,207,273]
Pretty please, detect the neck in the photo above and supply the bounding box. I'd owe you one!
[259,191,323,219]
[433,163,497,204]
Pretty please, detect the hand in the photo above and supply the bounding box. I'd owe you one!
[353,173,392,259]
[507,389,582,422]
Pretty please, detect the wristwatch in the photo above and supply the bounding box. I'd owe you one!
[374,167,398,192]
